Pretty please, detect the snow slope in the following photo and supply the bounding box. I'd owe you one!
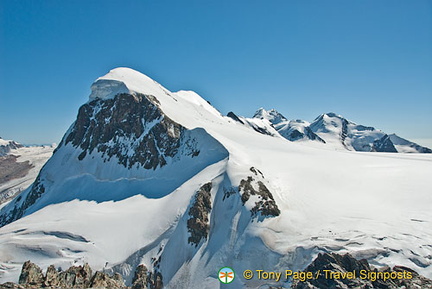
[0,68,431,288]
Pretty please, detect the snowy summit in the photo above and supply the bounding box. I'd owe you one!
[0,68,431,289]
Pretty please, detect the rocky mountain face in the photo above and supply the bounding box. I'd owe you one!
[291,253,432,289]
[252,109,431,153]
[0,89,228,227]
[0,68,430,289]
[63,93,186,169]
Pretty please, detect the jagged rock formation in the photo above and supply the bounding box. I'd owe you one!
[0,261,165,289]
[1,261,127,289]
[372,134,397,152]
[43,265,59,287]
[63,93,188,169]
[18,261,44,287]
[239,168,280,217]
[187,182,212,246]
[291,253,432,289]
[227,111,244,124]
[91,271,125,289]
[131,264,148,289]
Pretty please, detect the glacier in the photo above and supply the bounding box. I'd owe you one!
[0,67,431,288]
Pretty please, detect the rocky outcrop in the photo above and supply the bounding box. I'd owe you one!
[10,261,126,289]
[187,182,212,246]
[130,264,163,289]
[227,111,244,124]
[291,252,432,289]
[372,134,398,153]
[56,263,93,288]
[63,93,187,170]
[43,265,59,287]
[18,261,44,287]
[147,272,163,289]
[131,264,148,289]
[239,169,280,218]
[90,271,125,289]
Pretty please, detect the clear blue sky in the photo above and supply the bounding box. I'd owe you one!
[1,0,431,146]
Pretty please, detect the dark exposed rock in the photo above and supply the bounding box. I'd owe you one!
[340,118,349,147]
[90,271,125,289]
[250,123,274,135]
[372,134,398,153]
[130,263,162,289]
[227,111,244,124]
[63,93,185,170]
[18,261,44,286]
[291,252,432,289]
[304,127,326,143]
[131,264,148,289]
[57,263,93,288]
[250,167,264,178]
[0,282,24,289]
[187,182,212,246]
[8,261,127,288]
[148,272,163,289]
[43,265,59,287]
[239,176,280,217]
[388,133,432,153]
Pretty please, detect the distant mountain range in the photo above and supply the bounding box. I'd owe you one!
[0,68,430,288]
[227,108,431,153]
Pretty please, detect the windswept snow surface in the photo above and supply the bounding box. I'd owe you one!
[0,68,431,288]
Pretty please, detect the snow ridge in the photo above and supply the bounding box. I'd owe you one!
[0,68,431,288]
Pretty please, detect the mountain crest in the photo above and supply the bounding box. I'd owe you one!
[253,108,287,125]
[89,67,170,101]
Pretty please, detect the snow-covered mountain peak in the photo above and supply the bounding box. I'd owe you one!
[89,67,171,101]
[253,107,287,125]
[0,138,23,156]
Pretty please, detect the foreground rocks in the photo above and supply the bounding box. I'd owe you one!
[1,261,164,289]
[291,252,432,289]
[3,253,432,288]
[0,261,131,289]
[187,182,212,246]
